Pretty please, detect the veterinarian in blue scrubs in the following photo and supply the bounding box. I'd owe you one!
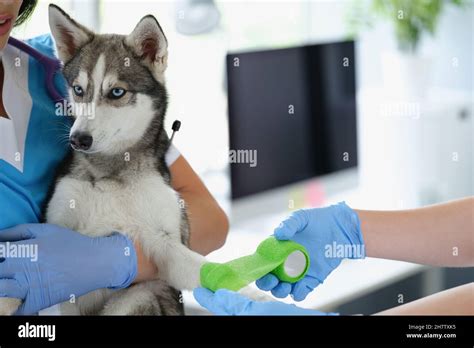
[0,0,228,315]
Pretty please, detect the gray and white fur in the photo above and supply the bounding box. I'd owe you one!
[0,4,207,315]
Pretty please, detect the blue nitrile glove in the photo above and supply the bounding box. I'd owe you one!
[256,202,365,301]
[0,223,137,315]
[194,288,338,315]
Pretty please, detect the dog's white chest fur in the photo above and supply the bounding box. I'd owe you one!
[44,169,205,315]
[47,172,181,240]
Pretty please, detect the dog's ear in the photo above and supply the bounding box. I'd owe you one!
[48,4,93,63]
[125,15,168,78]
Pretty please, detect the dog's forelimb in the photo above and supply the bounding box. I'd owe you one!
[140,233,206,290]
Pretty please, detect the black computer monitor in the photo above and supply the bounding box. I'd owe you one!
[227,41,358,200]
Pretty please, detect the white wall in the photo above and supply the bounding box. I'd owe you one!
[307,0,473,92]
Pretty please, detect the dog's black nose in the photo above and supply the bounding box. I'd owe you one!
[70,132,93,151]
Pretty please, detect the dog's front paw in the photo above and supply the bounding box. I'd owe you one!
[0,298,22,315]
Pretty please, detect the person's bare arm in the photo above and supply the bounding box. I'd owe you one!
[134,155,229,282]
[357,197,474,267]
[170,155,229,254]
[376,283,474,315]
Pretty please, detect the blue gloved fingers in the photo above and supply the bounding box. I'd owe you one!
[0,223,144,315]
[101,233,138,289]
[291,276,321,301]
[193,287,219,313]
[291,283,313,302]
[0,225,35,242]
[193,288,252,315]
[271,282,292,298]
[273,210,308,240]
[0,279,27,299]
[194,287,338,316]
[256,273,279,291]
[257,275,295,299]
[214,289,252,315]
[193,288,234,315]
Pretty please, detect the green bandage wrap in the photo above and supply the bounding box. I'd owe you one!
[200,237,310,292]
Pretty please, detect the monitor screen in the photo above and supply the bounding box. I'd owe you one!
[227,41,357,200]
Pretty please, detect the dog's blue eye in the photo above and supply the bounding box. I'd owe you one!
[73,85,84,96]
[109,88,126,99]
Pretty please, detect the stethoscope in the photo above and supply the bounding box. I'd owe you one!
[7,37,182,140]
[8,37,64,103]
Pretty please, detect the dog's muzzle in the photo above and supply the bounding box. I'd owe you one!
[70,132,93,151]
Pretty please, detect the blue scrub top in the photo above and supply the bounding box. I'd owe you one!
[0,35,70,230]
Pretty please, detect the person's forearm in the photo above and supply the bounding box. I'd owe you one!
[181,190,229,255]
[170,155,229,255]
[134,240,157,283]
[375,283,473,315]
[357,197,474,266]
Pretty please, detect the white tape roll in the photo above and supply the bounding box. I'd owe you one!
[283,250,307,278]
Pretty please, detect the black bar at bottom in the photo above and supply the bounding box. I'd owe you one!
[0,315,472,346]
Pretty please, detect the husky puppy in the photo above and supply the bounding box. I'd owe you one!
[0,4,207,315]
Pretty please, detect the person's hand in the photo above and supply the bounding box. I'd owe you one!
[257,202,365,301]
[0,223,137,315]
[193,288,337,315]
